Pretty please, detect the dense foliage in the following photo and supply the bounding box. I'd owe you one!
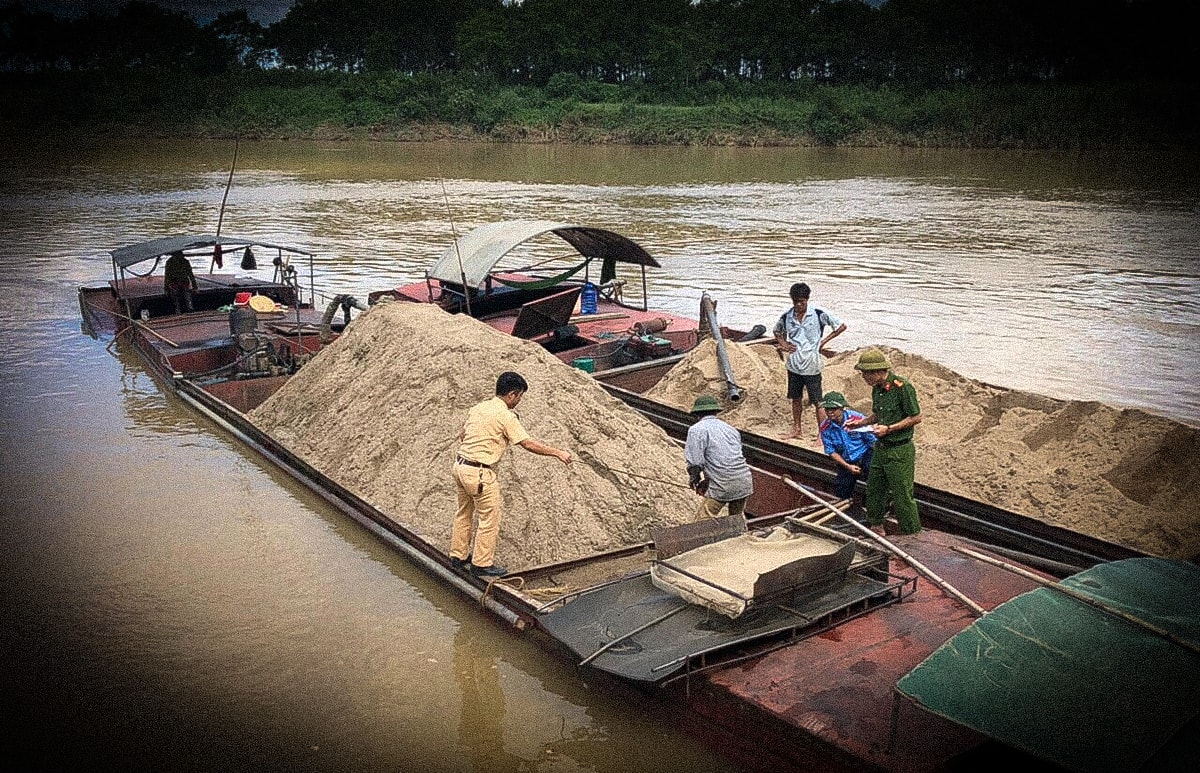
[0,0,1193,148]
[3,0,1190,85]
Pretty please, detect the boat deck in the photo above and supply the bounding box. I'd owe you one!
[386,283,724,378]
[127,307,331,379]
[690,528,1049,772]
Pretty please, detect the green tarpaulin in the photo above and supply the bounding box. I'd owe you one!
[896,558,1200,773]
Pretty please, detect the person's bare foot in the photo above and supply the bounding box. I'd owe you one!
[782,427,803,440]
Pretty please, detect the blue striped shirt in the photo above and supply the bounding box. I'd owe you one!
[820,409,875,463]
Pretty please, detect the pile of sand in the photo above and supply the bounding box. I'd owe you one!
[248,301,697,571]
[645,340,1200,560]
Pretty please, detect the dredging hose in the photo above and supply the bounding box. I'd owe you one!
[320,294,368,344]
[700,292,743,403]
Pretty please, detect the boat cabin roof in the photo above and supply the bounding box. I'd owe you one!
[111,235,314,269]
[428,221,660,289]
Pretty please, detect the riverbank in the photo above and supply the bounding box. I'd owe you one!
[3,71,1195,150]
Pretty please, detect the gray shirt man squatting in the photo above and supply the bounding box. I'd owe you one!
[684,395,754,520]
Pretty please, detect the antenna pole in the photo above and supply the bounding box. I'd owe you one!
[439,174,471,316]
[212,138,239,272]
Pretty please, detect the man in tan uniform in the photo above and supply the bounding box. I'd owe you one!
[450,371,573,577]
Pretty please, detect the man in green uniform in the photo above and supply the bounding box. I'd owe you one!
[845,349,922,535]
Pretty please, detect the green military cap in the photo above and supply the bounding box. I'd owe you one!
[690,395,722,414]
[821,391,849,409]
[854,348,890,372]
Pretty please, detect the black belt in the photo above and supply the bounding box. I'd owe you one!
[456,456,491,469]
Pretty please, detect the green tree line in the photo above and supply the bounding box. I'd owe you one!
[1,0,1194,148]
[2,0,1190,85]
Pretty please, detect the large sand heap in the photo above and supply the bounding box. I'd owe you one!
[249,301,696,570]
[645,340,1200,560]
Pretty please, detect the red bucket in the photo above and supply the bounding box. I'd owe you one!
[233,292,251,306]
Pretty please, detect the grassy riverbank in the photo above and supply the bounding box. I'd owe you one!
[3,70,1195,149]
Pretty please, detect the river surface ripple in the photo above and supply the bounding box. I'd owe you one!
[0,140,1196,771]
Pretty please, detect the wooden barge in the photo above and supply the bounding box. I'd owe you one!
[80,223,1185,773]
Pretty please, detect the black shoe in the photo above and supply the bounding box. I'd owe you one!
[470,563,507,578]
[450,554,471,570]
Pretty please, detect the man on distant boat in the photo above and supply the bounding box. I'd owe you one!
[773,282,846,441]
[684,395,754,521]
[845,349,922,535]
[164,250,198,314]
[450,371,573,578]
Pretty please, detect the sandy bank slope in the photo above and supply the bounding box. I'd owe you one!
[248,301,697,571]
[646,340,1200,560]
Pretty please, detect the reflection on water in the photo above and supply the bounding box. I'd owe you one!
[454,626,520,772]
[1,140,1197,770]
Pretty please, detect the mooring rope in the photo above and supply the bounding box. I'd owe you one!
[586,458,692,490]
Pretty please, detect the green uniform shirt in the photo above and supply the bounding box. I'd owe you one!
[871,371,920,445]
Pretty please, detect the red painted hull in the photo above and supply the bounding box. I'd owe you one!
[692,529,1046,772]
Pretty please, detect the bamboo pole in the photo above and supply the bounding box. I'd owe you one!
[134,321,181,348]
[797,498,850,523]
[955,547,1200,655]
[780,476,987,617]
[579,604,689,666]
[568,312,629,324]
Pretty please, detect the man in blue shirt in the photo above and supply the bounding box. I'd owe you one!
[819,391,875,506]
[773,282,847,441]
[684,395,754,521]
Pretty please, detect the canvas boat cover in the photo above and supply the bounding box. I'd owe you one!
[427,221,659,289]
[650,526,856,618]
[896,558,1200,773]
[111,235,313,269]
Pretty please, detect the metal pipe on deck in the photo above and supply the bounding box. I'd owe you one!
[700,292,743,403]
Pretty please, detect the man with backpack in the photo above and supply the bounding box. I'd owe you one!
[773,282,846,441]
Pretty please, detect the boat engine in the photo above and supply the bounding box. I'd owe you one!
[227,305,293,378]
[625,334,674,359]
[233,336,296,378]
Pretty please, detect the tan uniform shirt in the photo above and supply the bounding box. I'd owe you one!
[457,396,530,466]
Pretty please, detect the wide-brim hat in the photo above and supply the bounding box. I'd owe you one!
[690,395,722,414]
[854,348,890,372]
[821,391,849,409]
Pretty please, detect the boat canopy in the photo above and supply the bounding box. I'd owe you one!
[895,557,1200,773]
[111,235,313,269]
[427,221,660,290]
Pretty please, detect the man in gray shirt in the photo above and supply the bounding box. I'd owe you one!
[684,395,754,521]
[773,282,847,441]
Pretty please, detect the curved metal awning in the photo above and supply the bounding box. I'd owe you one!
[111,235,314,269]
[428,220,660,289]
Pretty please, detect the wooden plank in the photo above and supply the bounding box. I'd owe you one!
[570,312,628,323]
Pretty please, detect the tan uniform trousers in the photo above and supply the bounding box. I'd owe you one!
[696,496,748,521]
[451,462,502,568]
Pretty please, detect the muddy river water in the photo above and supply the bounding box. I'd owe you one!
[1,139,1197,771]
